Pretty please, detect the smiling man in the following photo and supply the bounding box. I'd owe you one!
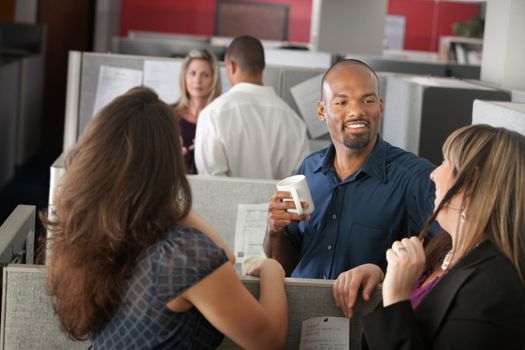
[264,59,438,317]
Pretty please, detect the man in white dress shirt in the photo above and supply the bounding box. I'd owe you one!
[194,35,310,179]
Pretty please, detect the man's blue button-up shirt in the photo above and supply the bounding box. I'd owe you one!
[285,136,437,279]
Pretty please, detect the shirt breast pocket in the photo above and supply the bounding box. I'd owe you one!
[348,223,391,269]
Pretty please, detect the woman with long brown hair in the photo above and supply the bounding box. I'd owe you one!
[44,87,287,349]
[362,124,525,349]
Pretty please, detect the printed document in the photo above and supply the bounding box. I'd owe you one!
[143,60,182,104]
[290,74,328,139]
[234,203,268,262]
[93,65,143,116]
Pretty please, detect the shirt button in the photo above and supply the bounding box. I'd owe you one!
[327,245,332,250]
[331,214,337,220]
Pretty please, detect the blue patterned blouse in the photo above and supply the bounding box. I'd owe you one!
[91,227,229,349]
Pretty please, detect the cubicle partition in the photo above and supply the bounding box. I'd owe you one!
[0,205,35,268]
[63,51,294,151]
[112,36,226,60]
[188,175,277,253]
[0,264,380,350]
[472,100,525,135]
[0,205,36,314]
[344,54,448,77]
[382,76,510,165]
[61,50,341,158]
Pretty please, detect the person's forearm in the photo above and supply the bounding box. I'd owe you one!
[263,229,299,276]
[258,261,287,347]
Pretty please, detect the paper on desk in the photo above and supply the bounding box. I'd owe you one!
[93,65,143,116]
[143,60,182,104]
[234,203,268,262]
[290,74,328,139]
[299,316,350,350]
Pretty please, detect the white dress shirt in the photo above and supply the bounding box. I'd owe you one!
[195,82,310,179]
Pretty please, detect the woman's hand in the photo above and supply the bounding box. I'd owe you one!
[245,258,285,280]
[382,236,425,307]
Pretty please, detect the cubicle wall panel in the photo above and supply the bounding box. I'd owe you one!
[279,66,325,118]
[0,205,35,267]
[419,88,510,164]
[472,100,525,136]
[344,55,448,76]
[512,90,525,103]
[218,278,381,350]
[1,266,379,350]
[265,48,332,69]
[78,52,178,138]
[446,63,481,80]
[115,37,225,60]
[188,176,277,251]
[262,64,283,96]
[1,266,89,350]
[382,77,423,156]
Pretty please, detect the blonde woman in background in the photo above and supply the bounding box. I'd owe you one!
[173,49,221,173]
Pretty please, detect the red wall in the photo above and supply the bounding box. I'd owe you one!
[120,0,312,42]
[120,0,478,51]
[388,0,479,51]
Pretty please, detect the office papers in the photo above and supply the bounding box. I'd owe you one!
[299,317,350,350]
[93,65,143,116]
[290,74,328,139]
[234,203,268,262]
[143,60,182,104]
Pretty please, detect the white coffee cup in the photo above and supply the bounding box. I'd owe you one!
[276,175,315,215]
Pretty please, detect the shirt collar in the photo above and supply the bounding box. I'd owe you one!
[229,82,275,95]
[316,135,388,183]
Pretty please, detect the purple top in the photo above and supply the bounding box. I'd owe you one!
[410,271,442,309]
[179,117,197,174]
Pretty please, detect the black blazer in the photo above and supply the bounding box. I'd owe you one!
[362,241,525,350]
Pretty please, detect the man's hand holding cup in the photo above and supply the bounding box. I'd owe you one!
[268,175,315,235]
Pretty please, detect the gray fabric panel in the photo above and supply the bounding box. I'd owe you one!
[77,52,182,138]
[279,66,325,116]
[262,64,283,96]
[472,100,525,136]
[2,268,381,350]
[218,277,382,350]
[0,205,35,266]
[2,265,90,350]
[188,175,278,251]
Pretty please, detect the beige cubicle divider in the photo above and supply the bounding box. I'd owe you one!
[187,175,277,253]
[0,265,380,350]
[0,205,35,267]
[62,51,291,152]
[382,75,510,165]
[472,100,525,136]
[219,277,381,350]
[0,264,89,350]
